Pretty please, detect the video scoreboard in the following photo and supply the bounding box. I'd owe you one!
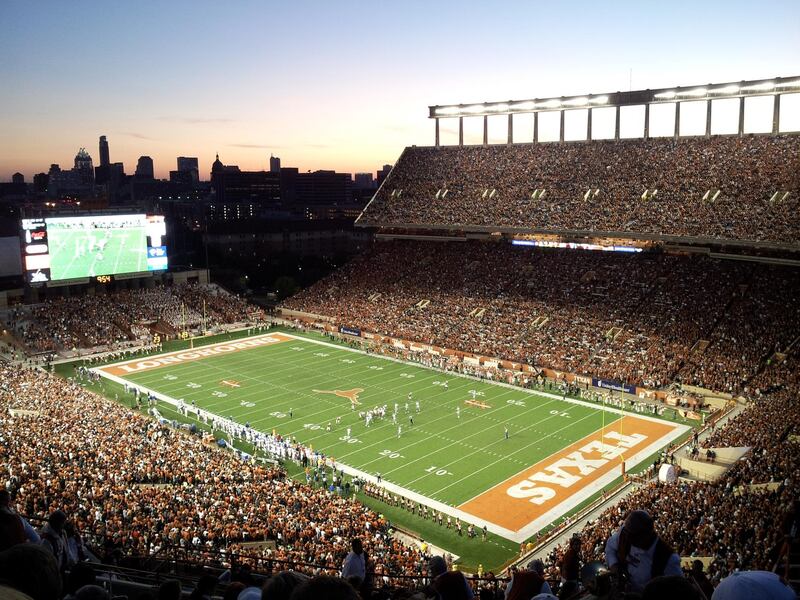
[21,214,168,285]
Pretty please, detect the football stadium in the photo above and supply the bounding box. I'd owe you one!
[1,8,800,597]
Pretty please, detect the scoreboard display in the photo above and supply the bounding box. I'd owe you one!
[21,214,168,285]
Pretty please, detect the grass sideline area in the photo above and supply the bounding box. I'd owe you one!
[54,327,695,571]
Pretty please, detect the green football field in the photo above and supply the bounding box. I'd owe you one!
[48,225,148,280]
[96,331,687,541]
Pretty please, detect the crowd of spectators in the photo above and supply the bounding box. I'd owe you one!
[1,350,798,598]
[361,135,800,244]
[0,298,798,598]
[283,240,800,394]
[0,363,424,580]
[9,283,263,353]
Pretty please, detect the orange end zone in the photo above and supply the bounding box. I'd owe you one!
[98,333,293,377]
[458,415,678,532]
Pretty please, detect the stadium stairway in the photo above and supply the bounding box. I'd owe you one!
[113,318,135,341]
[152,318,178,337]
[777,534,800,595]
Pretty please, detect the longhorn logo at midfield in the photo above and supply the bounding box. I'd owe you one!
[313,388,364,405]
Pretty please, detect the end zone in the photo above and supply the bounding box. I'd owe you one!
[97,333,292,376]
[459,415,688,541]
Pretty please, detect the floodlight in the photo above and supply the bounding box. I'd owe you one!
[776,80,800,88]
[589,96,609,104]
[511,101,536,110]
[714,85,740,94]
[435,106,460,116]
[541,99,561,109]
[654,91,677,99]
[742,81,774,91]
[463,104,486,114]
[680,88,708,97]
[488,103,509,112]
[563,97,589,107]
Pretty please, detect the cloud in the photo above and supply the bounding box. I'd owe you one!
[159,116,238,124]
[228,142,329,150]
[119,132,158,141]
[228,143,277,149]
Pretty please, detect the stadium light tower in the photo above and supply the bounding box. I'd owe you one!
[428,76,800,147]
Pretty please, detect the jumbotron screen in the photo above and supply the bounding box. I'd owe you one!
[20,214,168,284]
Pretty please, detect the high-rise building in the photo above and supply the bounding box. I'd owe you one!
[99,135,110,167]
[74,148,94,185]
[135,156,154,179]
[354,173,375,189]
[11,173,24,184]
[169,170,194,186]
[33,172,49,193]
[376,164,392,187]
[208,153,281,219]
[295,170,352,206]
[270,155,281,173]
[177,156,199,183]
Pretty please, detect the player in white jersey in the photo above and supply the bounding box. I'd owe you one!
[397,425,402,438]
[456,406,461,419]
[415,400,420,413]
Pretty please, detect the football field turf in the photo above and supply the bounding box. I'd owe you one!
[48,226,148,279]
[96,332,688,542]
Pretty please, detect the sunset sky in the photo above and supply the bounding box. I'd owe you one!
[1,0,799,181]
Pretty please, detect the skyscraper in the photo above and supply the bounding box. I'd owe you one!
[376,164,392,187]
[74,148,94,185]
[99,135,110,167]
[177,156,199,183]
[353,173,375,189]
[270,155,281,173]
[135,156,154,179]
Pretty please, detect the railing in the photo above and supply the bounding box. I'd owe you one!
[25,514,506,590]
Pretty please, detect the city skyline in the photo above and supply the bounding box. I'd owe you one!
[2,0,800,181]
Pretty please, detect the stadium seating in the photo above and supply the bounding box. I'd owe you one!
[0,362,425,579]
[9,283,263,353]
[1,268,799,597]
[283,240,800,395]
[359,136,800,245]
[1,345,798,596]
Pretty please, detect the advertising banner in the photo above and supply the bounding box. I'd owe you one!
[593,377,637,395]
